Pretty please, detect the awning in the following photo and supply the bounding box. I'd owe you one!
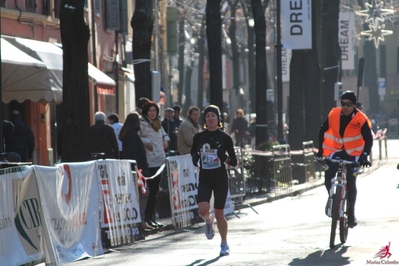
[1,36,116,102]
[88,63,116,95]
[1,37,59,103]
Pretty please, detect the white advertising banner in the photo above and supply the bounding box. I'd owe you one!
[34,162,104,264]
[339,12,355,70]
[167,155,234,229]
[281,0,312,49]
[96,160,141,247]
[167,155,199,229]
[0,166,45,266]
[282,48,292,82]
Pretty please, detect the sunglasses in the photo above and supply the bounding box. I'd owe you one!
[341,101,354,107]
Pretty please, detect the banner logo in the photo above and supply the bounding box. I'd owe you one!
[60,164,72,205]
[13,175,43,255]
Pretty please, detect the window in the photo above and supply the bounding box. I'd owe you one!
[0,0,6,8]
[25,0,36,12]
[94,0,100,15]
[54,0,61,18]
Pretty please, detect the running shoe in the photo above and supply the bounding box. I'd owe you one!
[205,214,215,240]
[220,242,230,256]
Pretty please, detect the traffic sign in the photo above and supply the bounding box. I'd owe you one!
[378,77,386,96]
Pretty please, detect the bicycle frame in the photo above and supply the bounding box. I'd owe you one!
[326,160,347,219]
[324,157,358,249]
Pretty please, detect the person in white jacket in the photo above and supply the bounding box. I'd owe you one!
[139,101,170,228]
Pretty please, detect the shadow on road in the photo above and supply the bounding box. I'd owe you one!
[288,245,350,266]
[186,256,222,266]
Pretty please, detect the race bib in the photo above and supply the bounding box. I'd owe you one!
[201,149,221,169]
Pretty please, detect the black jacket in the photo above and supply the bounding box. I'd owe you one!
[5,118,34,161]
[89,120,120,159]
[120,129,151,176]
[162,118,178,151]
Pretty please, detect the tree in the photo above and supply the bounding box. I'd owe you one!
[251,0,269,147]
[227,0,241,101]
[241,1,256,114]
[177,1,185,106]
[321,0,340,119]
[131,0,153,100]
[60,0,91,162]
[206,0,224,111]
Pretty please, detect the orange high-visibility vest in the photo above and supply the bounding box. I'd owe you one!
[322,108,368,156]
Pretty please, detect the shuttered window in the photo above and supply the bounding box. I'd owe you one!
[105,0,120,31]
[25,0,36,12]
[94,0,100,15]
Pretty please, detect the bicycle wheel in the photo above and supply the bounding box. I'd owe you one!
[339,196,349,244]
[329,192,340,249]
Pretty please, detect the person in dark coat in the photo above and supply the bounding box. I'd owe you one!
[230,108,249,148]
[119,111,152,230]
[162,107,178,152]
[89,111,119,159]
[4,110,35,162]
[119,112,150,176]
[172,105,183,128]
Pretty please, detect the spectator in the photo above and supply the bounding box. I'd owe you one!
[162,108,178,153]
[4,110,34,162]
[136,97,150,116]
[177,106,202,155]
[173,105,183,128]
[1,120,15,161]
[222,112,230,134]
[108,113,123,153]
[249,117,256,149]
[119,112,152,230]
[356,102,364,112]
[89,111,119,159]
[230,108,249,148]
[139,101,170,228]
[119,112,151,176]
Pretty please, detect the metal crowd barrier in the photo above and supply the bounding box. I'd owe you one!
[370,128,388,166]
[272,144,293,197]
[241,149,274,194]
[226,146,246,204]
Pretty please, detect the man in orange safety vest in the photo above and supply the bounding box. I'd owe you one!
[317,90,373,228]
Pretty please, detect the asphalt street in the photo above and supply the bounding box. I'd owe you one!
[63,140,399,266]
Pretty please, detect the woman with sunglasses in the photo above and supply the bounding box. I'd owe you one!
[316,90,373,228]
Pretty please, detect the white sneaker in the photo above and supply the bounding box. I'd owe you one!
[220,242,230,256]
[205,214,215,240]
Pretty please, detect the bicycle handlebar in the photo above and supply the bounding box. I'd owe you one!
[315,157,360,167]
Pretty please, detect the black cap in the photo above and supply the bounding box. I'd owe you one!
[341,90,357,104]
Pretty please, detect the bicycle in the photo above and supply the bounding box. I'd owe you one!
[321,157,360,249]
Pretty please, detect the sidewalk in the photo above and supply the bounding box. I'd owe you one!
[239,139,390,207]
